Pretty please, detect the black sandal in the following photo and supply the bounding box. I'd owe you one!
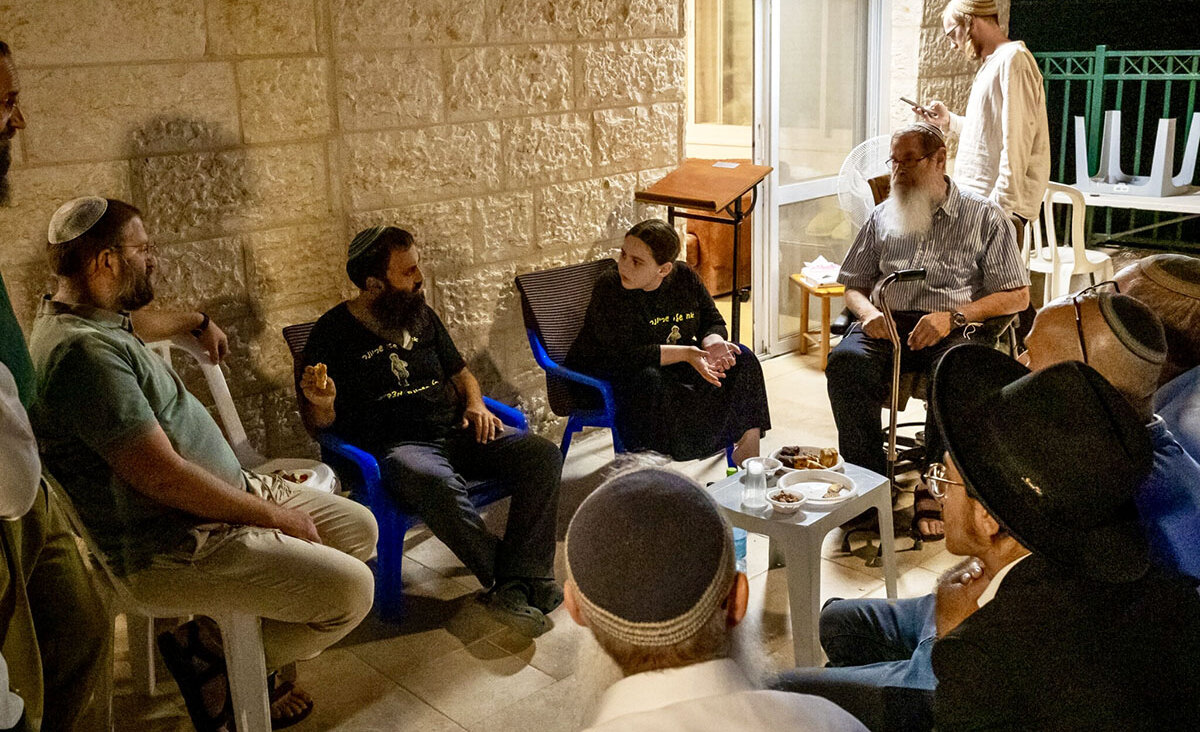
[911,487,945,542]
[157,620,234,732]
[269,673,315,730]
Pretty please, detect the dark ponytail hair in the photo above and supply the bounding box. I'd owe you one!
[626,219,680,265]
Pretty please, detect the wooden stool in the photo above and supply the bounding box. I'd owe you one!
[789,274,844,370]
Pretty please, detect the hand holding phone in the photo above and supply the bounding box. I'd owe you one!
[900,96,929,117]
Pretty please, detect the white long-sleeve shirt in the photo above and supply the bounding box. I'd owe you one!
[0,362,39,521]
[949,41,1051,221]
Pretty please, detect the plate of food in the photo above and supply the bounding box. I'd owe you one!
[271,468,315,485]
[776,469,856,506]
[771,445,844,472]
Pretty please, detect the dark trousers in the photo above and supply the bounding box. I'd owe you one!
[770,595,937,731]
[611,346,771,461]
[381,428,562,588]
[826,312,975,476]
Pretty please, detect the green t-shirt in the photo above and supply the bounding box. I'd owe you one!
[28,298,245,576]
[0,271,36,407]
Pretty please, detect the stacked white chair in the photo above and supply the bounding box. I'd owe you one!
[1024,182,1115,302]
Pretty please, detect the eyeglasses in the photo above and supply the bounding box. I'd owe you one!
[923,462,966,500]
[886,151,936,170]
[1071,280,1120,364]
[117,243,160,257]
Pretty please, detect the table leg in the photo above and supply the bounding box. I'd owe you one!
[819,295,831,370]
[780,531,824,667]
[875,488,899,599]
[799,289,810,355]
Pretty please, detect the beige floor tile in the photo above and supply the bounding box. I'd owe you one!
[293,648,465,732]
[467,675,594,732]
[489,606,587,681]
[397,640,557,727]
[863,566,940,599]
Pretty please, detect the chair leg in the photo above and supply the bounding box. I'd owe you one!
[128,612,157,696]
[561,416,583,457]
[373,506,409,621]
[218,613,271,732]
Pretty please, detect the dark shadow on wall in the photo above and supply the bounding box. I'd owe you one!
[124,116,303,457]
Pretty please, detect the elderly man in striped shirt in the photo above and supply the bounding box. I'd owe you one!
[827,122,1029,541]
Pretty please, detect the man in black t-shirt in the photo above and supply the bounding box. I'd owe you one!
[301,226,563,637]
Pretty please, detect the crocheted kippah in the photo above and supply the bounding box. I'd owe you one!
[348,225,387,266]
[565,468,735,647]
[951,0,999,16]
[48,196,108,245]
[1139,253,1200,299]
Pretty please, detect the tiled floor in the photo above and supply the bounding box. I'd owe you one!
[117,349,954,731]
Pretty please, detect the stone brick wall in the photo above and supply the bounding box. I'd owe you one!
[1,0,684,458]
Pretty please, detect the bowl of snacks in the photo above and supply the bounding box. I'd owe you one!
[777,470,857,506]
[771,445,844,472]
[766,488,806,514]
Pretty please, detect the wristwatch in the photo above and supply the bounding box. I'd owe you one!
[191,312,211,338]
[951,311,968,328]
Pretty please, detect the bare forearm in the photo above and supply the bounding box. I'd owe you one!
[660,345,700,366]
[129,309,205,341]
[844,288,881,321]
[301,400,335,432]
[451,367,485,408]
[961,287,1029,322]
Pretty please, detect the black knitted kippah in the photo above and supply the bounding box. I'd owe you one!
[566,468,733,643]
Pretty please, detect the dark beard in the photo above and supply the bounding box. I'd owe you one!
[116,265,155,311]
[0,140,11,207]
[370,286,425,332]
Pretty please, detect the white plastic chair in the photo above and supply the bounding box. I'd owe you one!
[50,482,272,731]
[146,335,336,493]
[1024,182,1115,302]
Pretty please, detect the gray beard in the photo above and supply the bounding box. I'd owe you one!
[881,180,940,238]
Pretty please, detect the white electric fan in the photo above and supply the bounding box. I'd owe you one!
[836,135,892,230]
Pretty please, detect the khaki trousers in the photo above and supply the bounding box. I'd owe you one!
[125,480,377,671]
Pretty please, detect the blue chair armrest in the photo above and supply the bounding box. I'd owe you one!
[483,396,527,430]
[524,329,617,409]
[317,432,382,492]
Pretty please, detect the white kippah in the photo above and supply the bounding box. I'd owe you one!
[951,0,999,16]
[48,196,108,245]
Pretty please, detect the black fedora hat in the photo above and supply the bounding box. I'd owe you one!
[931,344,1154,583]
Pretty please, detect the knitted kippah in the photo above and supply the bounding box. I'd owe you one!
[951,0,999,16]
[565,468,735,647]
[1098,293,1167,364]
[348,225,387,266]
[914,121,946,146]
[1140,254,1200,299]
[48,196,108,245]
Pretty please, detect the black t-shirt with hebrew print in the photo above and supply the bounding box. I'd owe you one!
[304,302,466,452]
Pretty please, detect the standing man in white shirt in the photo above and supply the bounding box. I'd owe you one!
[919,0,1050,235]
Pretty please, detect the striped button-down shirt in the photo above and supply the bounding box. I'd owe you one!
[838,178,1029,314]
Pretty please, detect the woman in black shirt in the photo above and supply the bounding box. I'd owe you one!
[567,219,771,463]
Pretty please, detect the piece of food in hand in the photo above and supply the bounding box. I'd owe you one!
[822,483,850,499]
[313,362,328,389]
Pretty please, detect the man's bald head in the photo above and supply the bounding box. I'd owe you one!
[1025,291,1166,418]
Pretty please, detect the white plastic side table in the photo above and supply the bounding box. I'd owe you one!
[706,463,898,666]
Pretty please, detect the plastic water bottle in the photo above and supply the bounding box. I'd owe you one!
[733,528,748,574]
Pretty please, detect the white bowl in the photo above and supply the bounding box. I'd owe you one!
[777,469,857,506]
[742,456,782,475]
[770,445,845,472]
[766,488,806,514]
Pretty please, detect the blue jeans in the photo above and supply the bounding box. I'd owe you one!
[770,594,937,730]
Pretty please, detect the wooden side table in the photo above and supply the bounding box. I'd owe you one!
[789,274,844,370]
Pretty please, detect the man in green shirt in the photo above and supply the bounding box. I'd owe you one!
[29,194,380,729]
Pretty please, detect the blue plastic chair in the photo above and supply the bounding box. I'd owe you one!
[283,323,527,620]
[515,260,735,466]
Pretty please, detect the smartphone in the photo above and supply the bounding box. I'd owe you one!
[900,96,928,116]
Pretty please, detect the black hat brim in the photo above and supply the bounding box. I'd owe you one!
[931,344,1151,584]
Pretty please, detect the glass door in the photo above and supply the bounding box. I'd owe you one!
[757,0,888,354]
